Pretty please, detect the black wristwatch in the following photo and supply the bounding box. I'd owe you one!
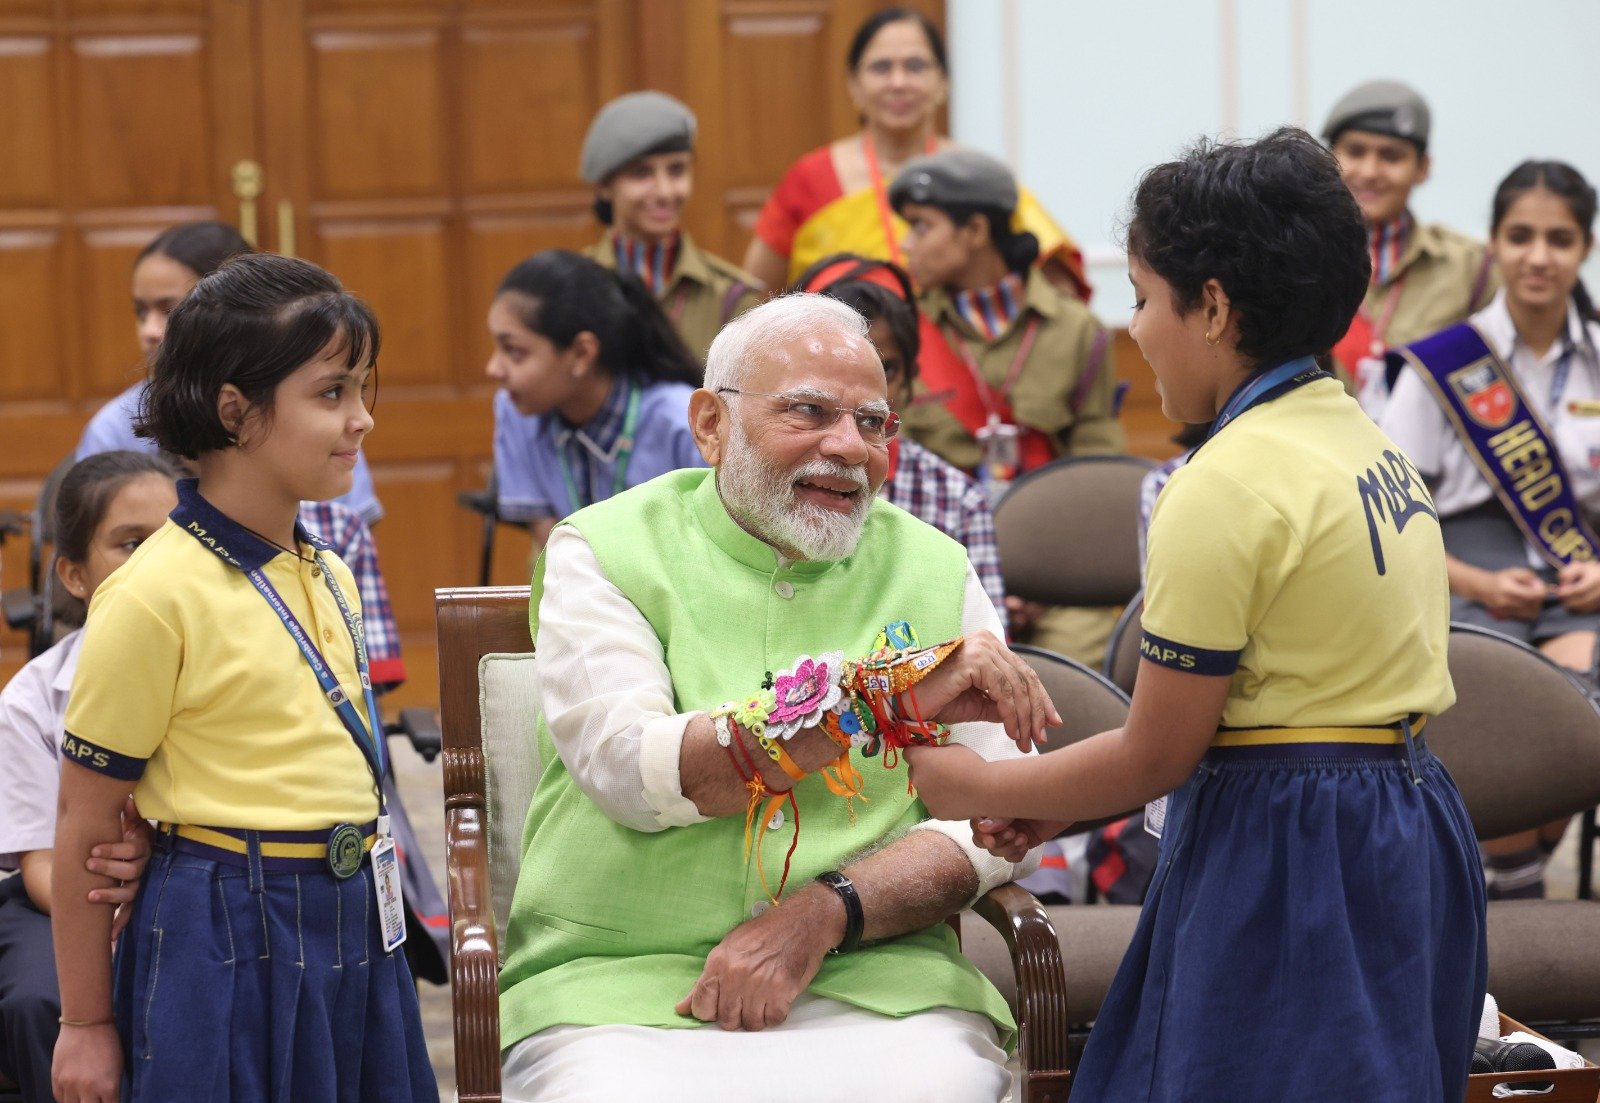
[816,870,864,954]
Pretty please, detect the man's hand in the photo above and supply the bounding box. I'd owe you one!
[86,798,151,941]
[1472,567,1548,621]
[1556,561,1600,613]
[52,1022,122,1103]
[675,889,842,1031]
[906,633,1059,752]
[971,816,1070,863]
[904,744,994,820]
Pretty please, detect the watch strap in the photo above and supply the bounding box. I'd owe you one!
[816,870,864,954]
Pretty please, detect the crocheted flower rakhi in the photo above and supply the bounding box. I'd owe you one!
[765,650,846,741]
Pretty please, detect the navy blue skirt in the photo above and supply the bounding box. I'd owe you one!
[1072,740,1487,1103]
[113,839,439,1102]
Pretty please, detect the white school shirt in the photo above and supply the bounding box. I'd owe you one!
[1381,293,1600,566]
[0,629,82,870]
[536,525,1041,896]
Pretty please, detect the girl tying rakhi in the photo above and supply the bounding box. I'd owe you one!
[906,129,1486,1101]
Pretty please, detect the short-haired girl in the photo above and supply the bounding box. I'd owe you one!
[0,451,178,1103]
[908,129,1486,1099]
[487,249,706,549]
[51,254,437,1102]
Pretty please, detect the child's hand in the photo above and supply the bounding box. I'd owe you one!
[971,817,1070,863]
[86,797,151,942]
[905,744,990,820]
[52,1021,122,1103]
[906,632,1060,751]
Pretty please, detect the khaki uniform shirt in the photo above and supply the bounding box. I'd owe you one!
[1366,220,1499,351]
[905,268,1124,472]
[586,231,762,363]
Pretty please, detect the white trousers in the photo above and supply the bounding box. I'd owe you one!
[500,993,1011,1103]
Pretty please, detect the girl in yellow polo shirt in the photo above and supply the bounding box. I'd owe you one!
[50,255,437,1102]
[908,129,1485,1101]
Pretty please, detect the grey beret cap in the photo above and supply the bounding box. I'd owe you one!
[1322,79,1431,150]
[888,149,1019,214]
[580,91,697,184]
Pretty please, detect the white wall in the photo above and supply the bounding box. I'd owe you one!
[948,0,1600,325]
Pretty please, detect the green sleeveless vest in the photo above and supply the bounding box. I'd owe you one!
[499,469,1017,1050]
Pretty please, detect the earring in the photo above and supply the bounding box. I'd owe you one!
[1205,331,1220,346]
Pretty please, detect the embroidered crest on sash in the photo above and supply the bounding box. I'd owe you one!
[1447,358,1514,429]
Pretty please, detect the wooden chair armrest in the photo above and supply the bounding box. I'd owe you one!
[972,882,1072,1103]
[444,747,503,1103]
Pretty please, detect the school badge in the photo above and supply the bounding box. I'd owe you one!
[1447,358,1514,429]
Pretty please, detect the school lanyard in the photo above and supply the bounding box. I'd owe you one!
[1548,342,1577,410]
[557,382,642,513]
[244,559,388,805]
[1199,356,1327,450]
[942,315,1042,422]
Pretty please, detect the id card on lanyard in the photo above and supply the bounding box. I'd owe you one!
[944,317,1041,495]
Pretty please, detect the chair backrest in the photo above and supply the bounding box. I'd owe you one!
[1426,624,1600,839]
[1016,645,1135,830]
[1103,591,1144,696]
[437,586,541,955]
[992,455,1155,607]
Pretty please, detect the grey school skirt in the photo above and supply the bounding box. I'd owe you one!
[1442,501,1600,644]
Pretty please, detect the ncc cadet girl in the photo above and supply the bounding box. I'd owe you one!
[1382,160,1600,899]
[907,129,1486,1101]
[488,249,707,550]
[51,255,436,1102]
[1322,80,1498,415]
[889,147,1124,663]
[578,91,760,362]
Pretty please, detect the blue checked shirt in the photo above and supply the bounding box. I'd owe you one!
[881,437,1008,630]
[494,380,705,522]
[291,501,405,691]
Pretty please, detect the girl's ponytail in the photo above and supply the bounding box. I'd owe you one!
[607,268,703,387]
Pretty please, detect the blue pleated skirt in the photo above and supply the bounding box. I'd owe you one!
[113,840,439,1102]
[1072,740,1487,1103]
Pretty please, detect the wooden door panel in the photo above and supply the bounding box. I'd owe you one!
[459,21,600,194]
[78,224,172,400]
[308,27,447,200]
[363,460,461,631]
[0,38,58,208]
[720,12,833,187]
[70,34,214,208]
[314,217,453,387]
[0,232,68,402]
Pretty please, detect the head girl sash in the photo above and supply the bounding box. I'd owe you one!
[1390,322,1600,567]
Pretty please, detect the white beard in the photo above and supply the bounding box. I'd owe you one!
[717,419,871,561]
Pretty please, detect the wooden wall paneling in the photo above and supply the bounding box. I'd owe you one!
[313,214,454,387]
[461,208,595,380]
[457,16,600,195]
[0,230,67,402]
[68,32,211,209]
[0,36,59,210]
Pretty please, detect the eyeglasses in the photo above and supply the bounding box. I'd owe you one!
[717,388,901,444]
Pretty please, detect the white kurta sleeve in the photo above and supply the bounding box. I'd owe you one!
[906,563,1043,897]
[536,525,707,832]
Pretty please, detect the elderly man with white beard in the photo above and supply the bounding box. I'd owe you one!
[496,293,1056,1103]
